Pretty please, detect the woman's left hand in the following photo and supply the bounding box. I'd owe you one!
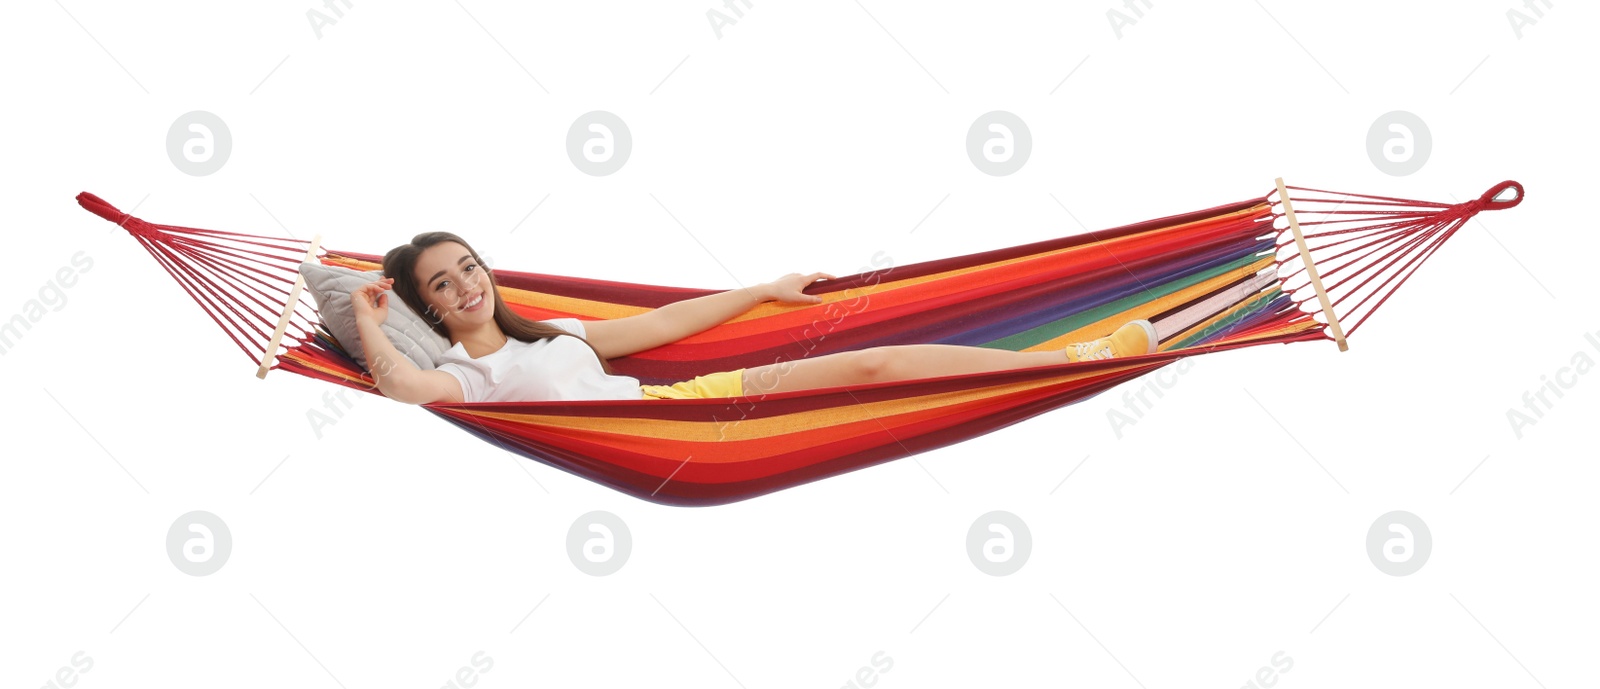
[764,272,837,304]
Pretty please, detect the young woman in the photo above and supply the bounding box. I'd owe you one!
[352,231,1158,404]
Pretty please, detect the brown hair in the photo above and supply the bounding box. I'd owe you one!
[382,232,619,375]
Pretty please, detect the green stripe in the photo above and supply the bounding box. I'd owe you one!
[981,252,1270,351]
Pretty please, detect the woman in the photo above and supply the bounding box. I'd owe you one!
[354,232,1158,404]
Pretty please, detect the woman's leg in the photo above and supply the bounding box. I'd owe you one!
[742,344,1066,396]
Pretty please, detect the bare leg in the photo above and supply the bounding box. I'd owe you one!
[742,344,1065,396]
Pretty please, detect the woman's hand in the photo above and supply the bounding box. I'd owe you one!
[351,277,395,325]
[764,272,836,304]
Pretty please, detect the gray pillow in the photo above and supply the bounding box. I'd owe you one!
[297,261,452,371]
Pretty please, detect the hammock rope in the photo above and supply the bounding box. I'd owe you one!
[75,180,1524,506]
[1270,180,1522,338]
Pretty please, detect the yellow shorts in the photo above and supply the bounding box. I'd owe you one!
[640,369,745,400]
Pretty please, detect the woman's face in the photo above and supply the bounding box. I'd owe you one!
[413,241,494,334]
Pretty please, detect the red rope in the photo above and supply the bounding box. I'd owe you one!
[78,192,322,365]
[1267,180,1524,340]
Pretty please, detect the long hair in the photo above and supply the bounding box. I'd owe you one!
[382,232,620,376]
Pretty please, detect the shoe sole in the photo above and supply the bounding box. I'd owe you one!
[1132,319,1158,354]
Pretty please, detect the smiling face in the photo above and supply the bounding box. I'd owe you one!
[412,241,494,335]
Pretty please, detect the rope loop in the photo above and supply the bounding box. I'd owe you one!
[76,191,157,237]
[1478,180,1523,211]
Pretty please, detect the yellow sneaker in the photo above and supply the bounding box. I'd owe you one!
[1062,319,1158,362]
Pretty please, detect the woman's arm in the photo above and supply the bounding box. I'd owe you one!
[584,272,834,359]
[348,278,464,404]
[582,284,770,360]
[357,318,464,404]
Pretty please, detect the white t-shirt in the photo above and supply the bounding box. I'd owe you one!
[434,318,642,402]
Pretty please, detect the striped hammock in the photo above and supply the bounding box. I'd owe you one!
[75,179,1524,506]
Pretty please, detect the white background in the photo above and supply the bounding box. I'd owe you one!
[3,1,1596,686]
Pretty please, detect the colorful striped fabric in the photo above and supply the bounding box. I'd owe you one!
[76,181,1523,505]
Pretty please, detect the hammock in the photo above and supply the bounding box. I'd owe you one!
[75,179,1524,506]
